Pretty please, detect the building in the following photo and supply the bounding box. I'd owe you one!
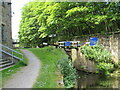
[0,0,12,60]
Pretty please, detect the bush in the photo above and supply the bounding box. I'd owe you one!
[97,63,114,75]
[81,44,113,63]
[99,80,114,88]
[118,60,120,69]
[58,58,77,88]
[80,44,115,75]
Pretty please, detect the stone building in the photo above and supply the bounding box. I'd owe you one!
[0,0,12,60]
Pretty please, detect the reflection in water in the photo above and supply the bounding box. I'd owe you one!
[77,70,120,89]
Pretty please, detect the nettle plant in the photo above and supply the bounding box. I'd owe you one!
[80,44,115,75]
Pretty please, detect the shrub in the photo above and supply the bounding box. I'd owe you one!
[81,44,113,63]
[99,80,113,88]
[80,44,114,75]
[58,58,77,88]
[97,63,114,75]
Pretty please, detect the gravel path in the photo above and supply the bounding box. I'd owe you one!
[3,49,41,88]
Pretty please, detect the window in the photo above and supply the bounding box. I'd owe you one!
[1,0,5,7]
[2,24,6,41]
[8,2,12,5]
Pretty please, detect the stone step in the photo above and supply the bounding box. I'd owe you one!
[0,64,14,71]
[0,59,9,62]
[0,60,11,65]
[0,62,14,69]
[0,58,14,71]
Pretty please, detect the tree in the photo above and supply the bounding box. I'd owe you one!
[19,2,120,47]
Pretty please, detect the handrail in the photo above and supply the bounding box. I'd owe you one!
[0,44,23,62]
[1,44,22,55]
[1,49,23,61]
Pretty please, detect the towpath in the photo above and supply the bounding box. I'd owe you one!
[3,49,41,88]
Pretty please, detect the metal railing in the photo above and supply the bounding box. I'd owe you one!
[58,41,81,47]
[58,41,90,47]
[0,44,23,63]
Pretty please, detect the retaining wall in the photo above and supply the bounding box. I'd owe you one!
[71,34,120,72]
[73,34,120,63]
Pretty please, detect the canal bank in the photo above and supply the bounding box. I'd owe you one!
[63,43,120,89]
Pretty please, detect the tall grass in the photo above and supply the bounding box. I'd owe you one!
[29,46,67,88]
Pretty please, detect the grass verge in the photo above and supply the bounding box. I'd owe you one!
[29,46,67,88]
[0,49,28,88]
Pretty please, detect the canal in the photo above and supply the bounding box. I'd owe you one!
[76,70,120,89]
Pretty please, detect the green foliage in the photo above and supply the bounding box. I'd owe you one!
[99,81,113,88]
[19,2,119,47]
[81,44,115,75]
[81,44,113,63]
[29,47,67,88]
[58,58,77,88]
[97,63,114,75]
[98,78,116,88]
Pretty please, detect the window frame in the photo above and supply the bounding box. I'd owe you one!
[1,24,6,42]
[1,0,5,7]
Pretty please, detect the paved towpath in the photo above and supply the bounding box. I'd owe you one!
[3,49,41,88]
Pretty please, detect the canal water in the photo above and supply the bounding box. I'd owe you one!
[76,70,120,89]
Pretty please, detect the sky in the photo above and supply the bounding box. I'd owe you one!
[11,0,32,39]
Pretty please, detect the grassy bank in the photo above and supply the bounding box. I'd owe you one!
[0,49,28,88]
[29,46,67,88]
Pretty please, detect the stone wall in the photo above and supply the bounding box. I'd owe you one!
[72,48,97,73]
[73,34,120,63]
[70,33,120,73]
[0,1,12,59]
[100,34,119,63]
[0,1,12,47]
